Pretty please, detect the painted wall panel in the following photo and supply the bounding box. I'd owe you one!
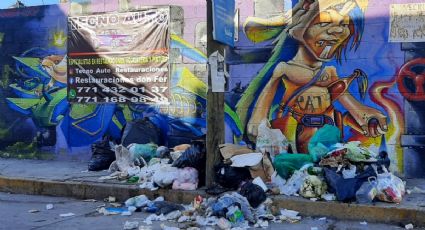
[224,0,425,177]
[0,1,207,160]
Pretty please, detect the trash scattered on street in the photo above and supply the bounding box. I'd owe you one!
[160,224,179,230]
[28,209,39,213]
[59,213,75,217]
[360,221,368,225]
[82,118,411,230]
[410,187,425,194]
[45,204,53,210]
[123,221,139,229]
[405,223,414,229]
[105,196,116,203]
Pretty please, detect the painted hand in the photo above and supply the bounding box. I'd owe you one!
[348,107,388,137]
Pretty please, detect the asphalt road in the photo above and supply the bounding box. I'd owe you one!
[0,192,417,230]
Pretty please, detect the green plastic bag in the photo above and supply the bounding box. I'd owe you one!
[273,154,313,179]
[128,143,158,163]
[308,124,341,162]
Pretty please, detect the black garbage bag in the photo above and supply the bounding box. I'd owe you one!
[324,166,376,202]
[239,181,267,208]
[377,151,391,173]
[88,137,115,171]
[145,201,185,215]
[121,118,162,147]
[214,163,251,189]
[172,139,206,170]
[172,138,206,186]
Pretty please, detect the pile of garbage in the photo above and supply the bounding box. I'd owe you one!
[88,118,406,206]
[88,118,206,191]
[99,193,302,230]
[211,120,406,204]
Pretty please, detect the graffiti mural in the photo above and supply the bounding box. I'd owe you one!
[0,2,208,159]
[226,0,407,173]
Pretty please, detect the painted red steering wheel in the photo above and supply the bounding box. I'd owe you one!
[397,58,425,101]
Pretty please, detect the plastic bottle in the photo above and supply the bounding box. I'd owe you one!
[356,177,378,204]
[226,205,244,224]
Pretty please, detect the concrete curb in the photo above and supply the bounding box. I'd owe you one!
[0,175,424,227]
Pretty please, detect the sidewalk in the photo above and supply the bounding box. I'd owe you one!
[1,158,425,227]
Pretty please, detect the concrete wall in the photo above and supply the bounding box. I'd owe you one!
[0,0,207,160]
[224,0,425,177]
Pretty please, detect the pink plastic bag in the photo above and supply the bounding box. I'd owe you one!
[172,167,198,190]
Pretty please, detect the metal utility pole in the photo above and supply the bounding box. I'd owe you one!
[205,0,225,187]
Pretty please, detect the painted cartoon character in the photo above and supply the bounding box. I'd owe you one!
[237,0,388,153]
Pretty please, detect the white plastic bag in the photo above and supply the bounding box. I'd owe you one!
[271,171,286,194]
[230,152,263,167]
[153,165,179,188]
[109,145,134,173]
[376,167,405,203]
[281,170,308,196]
[256,119,288,157]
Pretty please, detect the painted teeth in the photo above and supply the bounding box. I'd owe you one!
[319,45,332,58]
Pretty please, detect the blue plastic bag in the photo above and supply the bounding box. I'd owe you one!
[308,124,341,162]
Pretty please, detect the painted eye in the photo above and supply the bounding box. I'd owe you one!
[319,22,330,27]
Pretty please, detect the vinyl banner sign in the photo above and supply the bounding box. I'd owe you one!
[67,7,170,104]
[389,3,425,42]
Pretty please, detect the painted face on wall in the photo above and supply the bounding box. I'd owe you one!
[303,9,351,61]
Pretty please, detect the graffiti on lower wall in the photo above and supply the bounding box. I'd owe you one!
[0,3,208,160]
[225,0,412,174]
